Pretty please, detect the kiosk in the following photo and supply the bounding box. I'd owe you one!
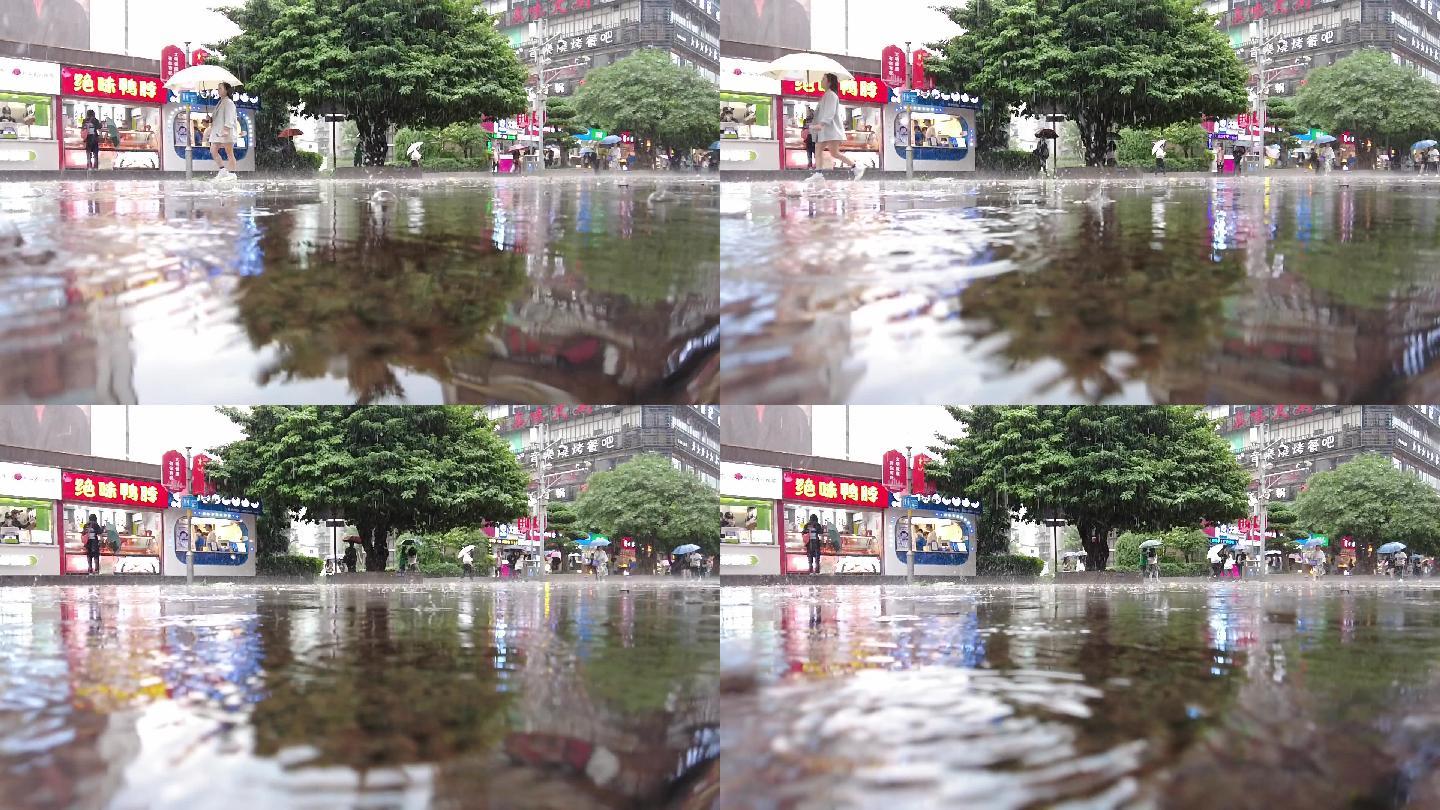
[0,57,62,170]
[882,493,979,577]
[881,89,980,173]
[719,462,783,575]
[161,493,259,576]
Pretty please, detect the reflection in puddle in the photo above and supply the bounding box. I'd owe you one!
[720,583,1440,809]
[720,176,1440,403]
[0,177,718,404]
[0,583,718,809]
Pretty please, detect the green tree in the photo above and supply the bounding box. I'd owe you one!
[574,454,718,573]
[1262,96,1304,165]
[929,406,1250,570]
[216,0,527,166]
[573,49,718,165]
[1264,502,1308,548]
[933,0,1247,165]
[1293,454,1440,557]
[543,97,584,158]
[206,406,529,571]
[1294,50,1440,158]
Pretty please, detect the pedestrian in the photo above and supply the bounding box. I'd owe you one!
[407,140,422,168]
[342,543,358,573]
[804,514,823,574]
[1429,146,1440,174]
[1033,139,1050,176]
[690,551,703,579]
[81,109,101,169]
[459,545,475,579]
[1151,139,1167,174]
[404,543,418,573]
[208,82,240,179]
[1222,547,1235,579]
[801,113,816,170]
[1234,548,1247,580]
[1105,139,1117,168]
[810,73,864,180]
[1209,544,1223,578]
[1143,545,1160,580]
[594,546,608,580]
[83,513,102,574]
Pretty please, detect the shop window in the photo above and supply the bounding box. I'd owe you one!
[783,504,881,574]
[782,98,880,170]
[0,497,56,545]
[63,505,161,574]
[721,498,774,545]
[173,516,251,566]
[61,99,160,170]
[0,93,55,141]
[721,93,774,141]
[895,514,974,564]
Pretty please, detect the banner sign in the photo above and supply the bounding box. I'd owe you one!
[782,470,885,508]
[61,66,162,104]
[63,471,164,508]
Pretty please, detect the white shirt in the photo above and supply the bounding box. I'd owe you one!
[812,89,845,143]
[209,97,238,144]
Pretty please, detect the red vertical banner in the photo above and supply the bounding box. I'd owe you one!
[191,454,213,496]
[911,49,930,91]
[161,450,187,493]
[911,453,933,495]
[880,45,907,89]
[191,49,209,66]
[160,45,187,84]
[881,449,908,493]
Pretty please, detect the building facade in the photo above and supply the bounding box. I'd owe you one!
[489,405,720,503]
[1210,405,1440,501]
[485,0,719,97]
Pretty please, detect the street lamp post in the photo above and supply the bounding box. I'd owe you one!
[904,41,915,180]
[184,445,195,584]
[904,445,915,583]
[528,19,591,175]
[528,423,592,573]
[1249,421,1314,575]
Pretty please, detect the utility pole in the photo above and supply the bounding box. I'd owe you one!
[904,41,915,180]
[905,445,915,583]
[1255,16,1268,168]
[184,445,195,584]
[1256,421,1268,576]
[535,17,548,176]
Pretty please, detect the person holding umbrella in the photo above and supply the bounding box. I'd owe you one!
[1140,539,1162,580]
[1208,541,1225,578]
[811,73,864,181]
[209,82,240,179]
[459,544,476,579]
[342,539,358,573]
[1151,139,1167,175]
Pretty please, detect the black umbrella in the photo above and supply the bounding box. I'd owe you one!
[1035,128,1059,139]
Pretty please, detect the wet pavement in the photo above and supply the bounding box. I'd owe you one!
[720,582,1440,810]
[0,581,719,810]
[0,176,718,405]
[720,175,1440,403]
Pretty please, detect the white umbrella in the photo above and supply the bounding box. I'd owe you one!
[458,544,476,560]
[1207,544,1225,563]
[164,65,243,181]
[758,52,854,84]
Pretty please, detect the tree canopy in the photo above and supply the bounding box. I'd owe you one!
[1293,454,1440,557]
[1294,49,1440,153]
[216,0,528,165]
[929,406,1250,569]
[206,406,529,570]
[574,454,718,571]
[931,0,1247,165]
[573,49,718,160]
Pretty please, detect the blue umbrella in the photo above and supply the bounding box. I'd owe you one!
[1413,139,1437,151]
[673,544,701,555]
[1302,538,1327,548]
[709,141,720,150]
[1314,134,1337,144]
[600,135,622,145]
[588,539,611,547]
[1378,542,1406,555]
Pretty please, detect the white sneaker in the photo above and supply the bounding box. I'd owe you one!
[805,172,826,183]
[852,164,866,180]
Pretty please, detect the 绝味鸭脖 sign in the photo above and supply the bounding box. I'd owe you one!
[783,470,885,508]
[61,66,161,104]
[62,471,164,508]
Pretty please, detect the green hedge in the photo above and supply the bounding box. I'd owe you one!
[294,150,324,171]
[979,149,1039,173]
[978,554,1045,576]
[421,560,463,578]
[258,554,323,577]
[1159,562,1212,578]
[1129,156,1213,173]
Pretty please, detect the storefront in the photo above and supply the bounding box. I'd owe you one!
[719,461,782,575]
[779,469,885,574]
[881,89,979,173]
[59,65,164,171]
[882,493,979,577]
[160,88,259,173]
[779,74,889,171]
[0,56,62,170]
[0,462,63,575]
[719,57,781,171]
[59,470,166,574]
[161,493,259,576]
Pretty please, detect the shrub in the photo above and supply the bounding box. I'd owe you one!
[421,560,463,578]
[295,150,324,171]
[977,554,1045,576]
[258,554,323,577]
[1159,562,1212,578]
[979,149,1038,173]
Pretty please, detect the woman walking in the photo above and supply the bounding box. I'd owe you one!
[209,82,240,178]
[810,74,864,180]
[83,514,102,574]
[81,110,101,169]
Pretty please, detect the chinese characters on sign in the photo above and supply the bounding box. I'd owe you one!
[521,433,619,466]
[508,404,598,431]
[674,436,720,466]
[674,31,719,63]
[161,450,187,494]
[1237,27,1336,62]
[1396,437,1440,468]
[1238,433,1338,465]
[881,45,907,89]
[782,76,887,104]
[1229,404,1317,431]
[62,471,163,508]
[522,28,617,61]
[881,450,908,493]
[782,471,884,508]
[1229,0,1316,27]
[61,66,161,104]
[160,45,186,84]
[506,0,620,27]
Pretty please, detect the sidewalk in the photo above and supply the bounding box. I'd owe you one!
[0,167,719,183]
[0,573,714,586]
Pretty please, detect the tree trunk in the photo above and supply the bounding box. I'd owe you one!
[1079,521,1111,570]
[356,116,391,167]
[359,521,390,571]
[1076,114,1107,167]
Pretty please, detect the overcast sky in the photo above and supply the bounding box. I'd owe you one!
[89,0,241,59]
[811,0,964,58]
[811,406,959,462]
[90,406,244,463]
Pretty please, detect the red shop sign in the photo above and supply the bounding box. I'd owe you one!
[881,449,908,493]
[782,75,888,105]
[881,45,906,89]
[782,470,885,508]
[911,453,934,496]
[61,66,162,104]
[912,49,931,91]
[191,454,214,496]
[160,45,187,84]
[191,49,210,66]
[62,470,164,508]
[160,450,187,493]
